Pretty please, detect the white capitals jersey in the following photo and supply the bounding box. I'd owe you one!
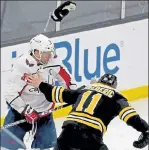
[4,54,77,114]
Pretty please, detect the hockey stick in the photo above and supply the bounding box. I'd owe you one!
[0,103,71,131]
[44,12,52,32]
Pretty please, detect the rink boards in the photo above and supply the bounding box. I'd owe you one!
[1,19,148,125]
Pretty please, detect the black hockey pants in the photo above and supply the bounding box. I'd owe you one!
[54,125,109,150]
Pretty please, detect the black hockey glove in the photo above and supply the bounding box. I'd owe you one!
[51,1,76,22]
[133,130,149,148]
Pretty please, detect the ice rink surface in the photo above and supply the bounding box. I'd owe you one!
[1,98,148,150]
[54,98,148,150]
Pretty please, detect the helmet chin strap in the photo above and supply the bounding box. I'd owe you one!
[38,53,46,65]
[32,51,45,65]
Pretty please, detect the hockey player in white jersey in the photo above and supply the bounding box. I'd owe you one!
[1,34,77,150]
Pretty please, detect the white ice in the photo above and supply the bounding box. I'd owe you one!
[1,98,148,150]
[54,98,148,150]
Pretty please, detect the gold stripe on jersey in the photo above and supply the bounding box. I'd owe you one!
[123,112,138,122]
[71,112,106,132]
[119,106,138,122]
[59,87,64,103]
[67,111,106,134]
[76,91,92,112]
[52,86,57,103]
[119,106,133,118]
[85,93,102,115]
[52,86,65,103]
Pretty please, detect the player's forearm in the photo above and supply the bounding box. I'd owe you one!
[39,82,53,102]
[118,104,149,132]
[39,82,80,104]
[127,115,149,133]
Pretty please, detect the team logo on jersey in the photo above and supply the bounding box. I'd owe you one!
[29,87,40,93]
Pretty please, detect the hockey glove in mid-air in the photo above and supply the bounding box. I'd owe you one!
[23,105,39,124]
[51,1,76,22]
[133,130,149,148]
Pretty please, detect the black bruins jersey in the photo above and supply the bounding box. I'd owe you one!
[39,82,149,135]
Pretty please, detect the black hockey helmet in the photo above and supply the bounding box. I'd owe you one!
[98,73,117,89]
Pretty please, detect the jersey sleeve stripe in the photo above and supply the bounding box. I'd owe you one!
[59,87,64,103]
[59,66,71,88]
[123,112,138,122]
[121,109,136,120]
[52,86,57,103]
[55,87,61,103]
[119,106,134,118]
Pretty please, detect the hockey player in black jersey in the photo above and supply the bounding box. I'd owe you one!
[28,73,149,150]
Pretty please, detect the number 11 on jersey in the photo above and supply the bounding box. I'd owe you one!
[76,91,102,115]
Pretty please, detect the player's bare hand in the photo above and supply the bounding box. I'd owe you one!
[27,74,42,87]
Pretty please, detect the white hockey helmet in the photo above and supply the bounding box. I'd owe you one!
[29,34,56,61]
